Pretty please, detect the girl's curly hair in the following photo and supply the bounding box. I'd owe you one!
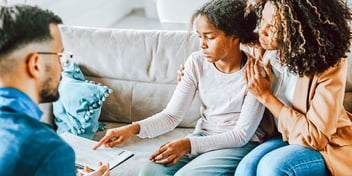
[263,0,352,76]
[189,0,258,45]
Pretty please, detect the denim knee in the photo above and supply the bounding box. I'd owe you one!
[256,145,328,176]
[139,160,174,176]
[257,154,285,176]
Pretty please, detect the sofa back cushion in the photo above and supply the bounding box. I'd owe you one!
[59,25,201,127]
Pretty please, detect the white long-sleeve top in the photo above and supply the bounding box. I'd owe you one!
[262,50,297,108]
[136,51,265,156]
[262,50,297,126]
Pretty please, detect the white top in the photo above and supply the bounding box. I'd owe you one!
[262,50,297,125]
[137,51,265,156]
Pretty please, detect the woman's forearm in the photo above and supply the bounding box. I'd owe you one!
[261,92,284,119]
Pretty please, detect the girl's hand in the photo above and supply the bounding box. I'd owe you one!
[93,124,140,149]
[150,138,191,166]
[244,59,273,103]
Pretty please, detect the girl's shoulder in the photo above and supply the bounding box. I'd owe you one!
[186,51,206,66]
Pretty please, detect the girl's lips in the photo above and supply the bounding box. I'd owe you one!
[202,52,210,58]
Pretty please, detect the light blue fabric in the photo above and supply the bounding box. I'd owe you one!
[235,138,329,176]
[139,132,258,176]
[53,62,112,139]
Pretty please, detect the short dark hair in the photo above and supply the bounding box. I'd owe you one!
[190,0,258,45]
[0,5,63,56]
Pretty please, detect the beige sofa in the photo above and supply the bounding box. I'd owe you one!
[40,25,352,176]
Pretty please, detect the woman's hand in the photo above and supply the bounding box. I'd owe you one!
[93,123,140,149]
[150,138,191,166]
[244,59,273,104]
[177,64,185,83]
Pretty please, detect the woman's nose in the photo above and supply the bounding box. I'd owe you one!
[259,24,268,36]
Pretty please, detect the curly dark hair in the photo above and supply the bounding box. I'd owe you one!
[0,5,62,56]
[189,0,258,45]
[264,0,352,76]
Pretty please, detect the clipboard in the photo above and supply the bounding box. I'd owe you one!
[60,132,134,171]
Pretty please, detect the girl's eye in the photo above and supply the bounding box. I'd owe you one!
[206,36,215,40]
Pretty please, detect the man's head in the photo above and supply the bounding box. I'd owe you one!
[0,5,64,103]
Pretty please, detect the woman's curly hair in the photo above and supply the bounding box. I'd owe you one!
[264,0,352,76]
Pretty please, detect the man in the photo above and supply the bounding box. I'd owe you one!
[0,5,109,176]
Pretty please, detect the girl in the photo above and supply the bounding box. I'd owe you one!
[94,0,267,175]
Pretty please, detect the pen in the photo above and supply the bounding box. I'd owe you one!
[77,168,89,176]
[76,163,94,175]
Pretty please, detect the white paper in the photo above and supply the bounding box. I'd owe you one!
[60,132,134,171]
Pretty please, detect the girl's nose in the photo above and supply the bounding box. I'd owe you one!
[200,39,207,49]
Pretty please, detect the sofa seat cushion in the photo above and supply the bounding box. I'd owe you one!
[93,122,194,175]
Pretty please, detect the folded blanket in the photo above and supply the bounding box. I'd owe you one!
[53,62,112,139]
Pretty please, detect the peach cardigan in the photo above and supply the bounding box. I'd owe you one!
[277,58,352,175]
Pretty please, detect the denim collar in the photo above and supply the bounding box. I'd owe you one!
[0,87,42,121]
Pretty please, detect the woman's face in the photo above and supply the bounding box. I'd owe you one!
[259,1,281,50]
[195,14,239,63]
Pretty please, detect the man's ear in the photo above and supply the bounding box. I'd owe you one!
[26,52,40,78]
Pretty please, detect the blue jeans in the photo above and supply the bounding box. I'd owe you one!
[139,132,258,176]
[235,138,330,176]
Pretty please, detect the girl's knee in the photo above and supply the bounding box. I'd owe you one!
[139,161,171,176]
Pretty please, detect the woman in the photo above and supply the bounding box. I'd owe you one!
[236,0,352,175]
[93,0,267,175]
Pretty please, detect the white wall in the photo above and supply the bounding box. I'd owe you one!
[5,0,137,28]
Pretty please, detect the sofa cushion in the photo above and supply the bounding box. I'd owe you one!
[93,122,194,176]
[59,25,202,127]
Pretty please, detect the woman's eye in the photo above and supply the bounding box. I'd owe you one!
[270,25,278,33]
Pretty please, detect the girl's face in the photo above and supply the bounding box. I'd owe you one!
[195,14,239,63]
[259,1,281,50]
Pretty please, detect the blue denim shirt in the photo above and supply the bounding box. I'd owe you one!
[0,87,75,176]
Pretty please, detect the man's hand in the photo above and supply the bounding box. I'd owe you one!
[77,162,109,176]
[149,138,191,166]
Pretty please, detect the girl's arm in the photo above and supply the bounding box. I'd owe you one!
[137,55,198,138]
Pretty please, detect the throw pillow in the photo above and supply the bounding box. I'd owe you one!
[53,62,112,139]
